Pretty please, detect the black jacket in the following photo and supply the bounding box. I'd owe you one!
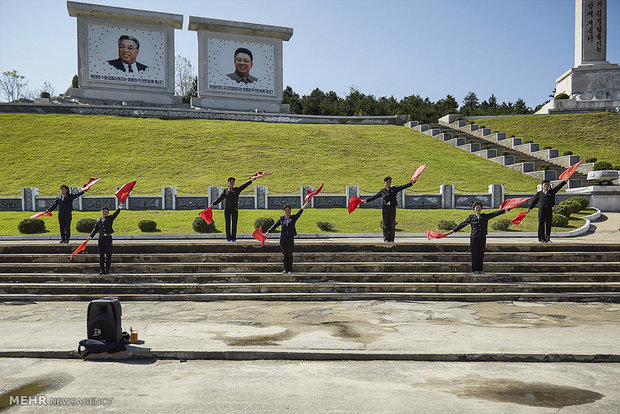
[89,209,121,238]
[212,181,252,210]
[365,182,413,207]
[529,181,566,212]
[48,191,84,214]
[452,209,505,238]
[267,209,304,239]
[107,58,148,72]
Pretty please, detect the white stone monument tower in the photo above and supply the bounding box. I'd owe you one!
[537,0,620,114]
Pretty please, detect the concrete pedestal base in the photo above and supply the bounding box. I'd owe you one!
[566,185,620,212]
[68,87,182,106]
[191,96,290,113]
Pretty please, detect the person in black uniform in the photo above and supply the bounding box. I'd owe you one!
[361,176,416,242]
[87,203,123,275]
[263,200,310,273]
[46,185,88,243]
[526,179,567,243]
[449,201,512,274]
[209,177,256,242]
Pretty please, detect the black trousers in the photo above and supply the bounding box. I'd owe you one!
[538,208,553,241]
[470,236,486,272]
[224,208,239,241]
[58,212,72,242]
[280,237,294,272]
[98,236,113,272]
[382,205,397,242]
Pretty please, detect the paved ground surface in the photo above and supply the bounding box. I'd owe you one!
[1,359,619,413]
[0,301,618,359]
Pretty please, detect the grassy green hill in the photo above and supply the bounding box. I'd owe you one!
[474,112,620,167]
[0,113,540,197]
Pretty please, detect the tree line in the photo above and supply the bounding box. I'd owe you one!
[283,87,538,123]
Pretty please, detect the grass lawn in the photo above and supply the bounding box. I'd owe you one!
[474,112,620,167]
[1,208,585,236]
[0,114,540,197]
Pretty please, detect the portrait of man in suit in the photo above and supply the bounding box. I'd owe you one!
[108,35,148,73]
[226,47,258,84]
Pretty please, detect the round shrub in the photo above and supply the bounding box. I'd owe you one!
[524,140,533,144]
[192,216,217,233]
[594,161,613,171]
[560,199,582,215]
[536,164,550,171]
[555,92,569,99]
[570,196,589,210]
[138,219,157,232]
[552,204,572,218]
[254,217,275,231]
[316,221,336,232]
[614,165,620,171]
[40,91,50,98]
[491,218,511,231]
[551,213,569,227]
[543,146,552,150]
[437,220,457,231]
[18,219,46,234]
[585,157,597,163]
[562,150,573,156]
[76,218,96,233]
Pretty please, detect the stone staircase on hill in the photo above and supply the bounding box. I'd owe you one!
[406,116,588,188]
[0,241,618,302]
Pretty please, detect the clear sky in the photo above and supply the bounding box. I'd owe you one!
[1,0,619,108]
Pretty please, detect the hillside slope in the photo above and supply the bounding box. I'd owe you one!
[0,114,539,196]
[474,112,620,167]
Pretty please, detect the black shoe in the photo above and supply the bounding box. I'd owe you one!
[98,271,105,275]
[60,240,65,244]
[104,270,110,275]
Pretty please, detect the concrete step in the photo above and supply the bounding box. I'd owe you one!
[2,272,619,284]
[2,251,618,264]
[1,262,618,273]
[2,282,619,295]
[1,291,618,302]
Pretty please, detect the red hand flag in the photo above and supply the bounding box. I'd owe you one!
[249,171,272,180]
[115,180,136,203]
[425,230,451,240]
[199,207,214,225]
[81,177,101,191]
[70,240,89,261]
[411,164,427,182]
[510,211,529,226]
[252,226,267,247]
[499,197,532,210]
[29,211,52,220]
[348,196,363,214]
[305,183,324,202]
[559,161,582,181]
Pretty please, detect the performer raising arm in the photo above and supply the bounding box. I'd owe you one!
[46,184,88,243]
[527,179,567,243]
[87,203,123,275]
[362,176,416,243]
[263,200,310,274]
[209,176,257,242]
[448,201,512,274]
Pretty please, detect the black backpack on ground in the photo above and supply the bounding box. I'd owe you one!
[78,297,129,358]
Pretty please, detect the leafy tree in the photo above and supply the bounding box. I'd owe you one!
[0,70,29,102]
[175,55,196,104]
